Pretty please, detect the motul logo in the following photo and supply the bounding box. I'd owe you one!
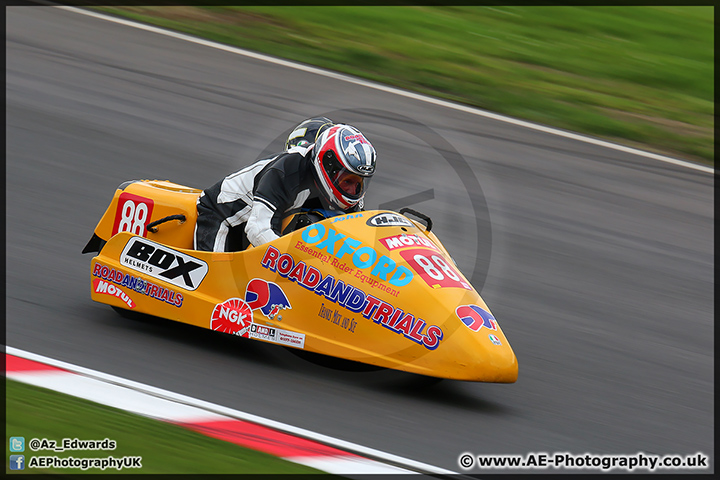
[380,233,439,251]
[93,278,135,309]
[120,237,208,291]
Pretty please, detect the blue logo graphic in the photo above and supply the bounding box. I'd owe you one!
[9,455,25,470]
[245,278,292,318]
[9,437,25,452]
[456,304,497,332]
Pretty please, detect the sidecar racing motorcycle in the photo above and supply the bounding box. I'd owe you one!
[83,180,517,382]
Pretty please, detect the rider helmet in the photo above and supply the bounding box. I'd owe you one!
[285,117,334,150]
[311,124,376,210]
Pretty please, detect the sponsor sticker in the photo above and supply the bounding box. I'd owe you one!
[210,298,253,337]
[343,133,370,145]
[330,212,363,223]
[92,262,183,307]
[489,334,502,345]
[261,246,443,350]
[211,280,303,347]
[245,278,291,320]
[456,304,498,332]
[120,237,208,291]
[249,324,306,348]
[379,233,440,252]
[249,323,277,342]
[366,212,413,228]
[93,278,135,309]
[275,329,306,348]
[297,224,414,287]
[318,302,357,333]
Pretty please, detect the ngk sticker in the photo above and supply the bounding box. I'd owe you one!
[211,298,253,337]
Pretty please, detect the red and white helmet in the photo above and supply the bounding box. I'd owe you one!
[311,124,376,209]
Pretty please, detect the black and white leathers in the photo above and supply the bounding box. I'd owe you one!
[194,146,360,252]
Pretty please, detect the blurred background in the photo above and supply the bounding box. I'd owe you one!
[98,5,714,165]
[6,5,713,474]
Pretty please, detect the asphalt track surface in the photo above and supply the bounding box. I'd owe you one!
[6,6,714,474]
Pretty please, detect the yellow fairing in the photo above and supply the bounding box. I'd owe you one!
[88,181,517,382]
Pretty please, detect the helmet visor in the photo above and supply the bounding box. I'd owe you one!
[321,151,370,201]
[333,171,367,197]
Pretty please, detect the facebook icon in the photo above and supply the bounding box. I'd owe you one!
[9,455,25,470]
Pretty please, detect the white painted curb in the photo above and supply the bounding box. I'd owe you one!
[6,346,457,475]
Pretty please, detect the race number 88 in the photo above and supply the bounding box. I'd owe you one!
[400,248,470,290]
[112,192,155,237]
[414,254,460,281]
[118,200,149,235]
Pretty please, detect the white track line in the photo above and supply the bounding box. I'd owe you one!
[6,346,457,475]
[52,5,712,175]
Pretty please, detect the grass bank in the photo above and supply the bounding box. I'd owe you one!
[95,6,713,165]
[5,380,321,474]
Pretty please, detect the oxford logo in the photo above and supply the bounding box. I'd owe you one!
[120,237,208,291]
[366,212,413,227]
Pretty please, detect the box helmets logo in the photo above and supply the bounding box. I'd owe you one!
[211,298,254,337]
[120,237,208,291]
[456,304,497,332]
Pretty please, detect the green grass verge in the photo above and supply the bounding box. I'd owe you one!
[93,6,713,165]
[5,379,323,474]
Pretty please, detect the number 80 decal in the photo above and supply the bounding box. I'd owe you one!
[400,248,472,290]
[112,192,155,237]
